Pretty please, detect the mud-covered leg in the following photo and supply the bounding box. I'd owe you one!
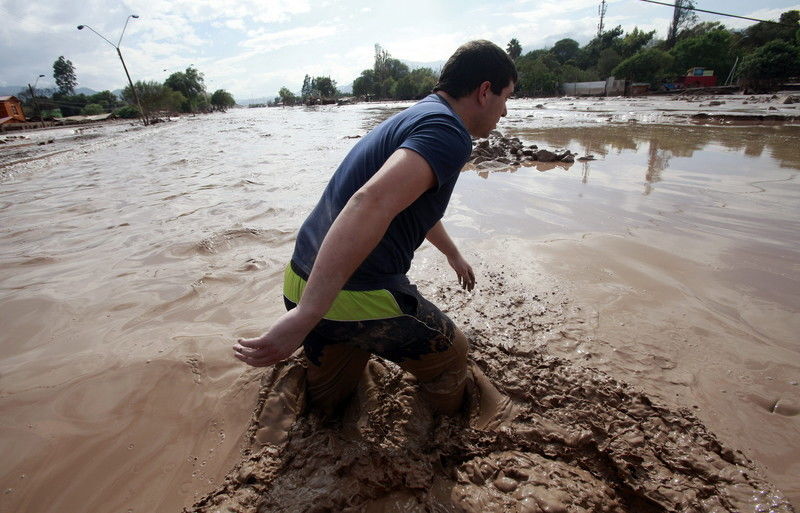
[305,343,371,415]
[398,327,469,415]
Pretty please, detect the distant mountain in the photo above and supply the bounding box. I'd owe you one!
[75,87,99,95]
[0,85,30,96]
[0,85,117,97]
[239,97,274,106]
[402,59,446,73]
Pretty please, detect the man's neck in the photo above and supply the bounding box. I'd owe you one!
[435,91,478,136]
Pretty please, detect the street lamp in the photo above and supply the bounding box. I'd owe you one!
[77,15,148,126]
[27,74,46,127]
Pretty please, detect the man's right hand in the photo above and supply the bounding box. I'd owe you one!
[233,307,318,367]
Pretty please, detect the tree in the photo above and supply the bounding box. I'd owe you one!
[353,69,376,98]
[277,87,298,105]
[739,10,799,50]
[739,40,800,91]
[516,53,559,96]
[53,56,77,95]
[123,80,185,115]
[559,64,598,83]
[314,77,338,98]
[301,75,313,99]
[670,29,735,80]
[300,76,338,102]
[81,103,104,115]
[210,89,236,111]
[377,77,397,99]
[578,26,624,67]
[506,38,522,60]
[88,90,120,111]
[677,21,726,41]
[619,28,656,58]
[372,44,409,98]
[395,67,438,99]
[373,44,391,82]
[114,105,141,119]
[551,38,580,63]
[666,0,698,48]
[164,66,206,112]
[597,48,622,77]
[51,92,87,116]
[612,48,675,85]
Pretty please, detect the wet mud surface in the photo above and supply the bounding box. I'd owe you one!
[188,270,794,513]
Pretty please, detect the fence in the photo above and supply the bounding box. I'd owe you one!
[562,77,626,96]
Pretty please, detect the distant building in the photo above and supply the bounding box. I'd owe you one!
[0,95,26,124]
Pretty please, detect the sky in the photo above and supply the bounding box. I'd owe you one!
[1,0,798,101]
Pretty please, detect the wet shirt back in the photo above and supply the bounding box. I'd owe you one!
[292,94,472,291]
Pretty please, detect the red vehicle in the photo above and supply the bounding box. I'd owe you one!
[676,67,717,88]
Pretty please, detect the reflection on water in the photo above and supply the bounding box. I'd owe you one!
[645,140,669,195]
[505,124,800,170]
[451,122,800,303]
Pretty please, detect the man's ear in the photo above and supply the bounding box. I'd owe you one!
[476,81,492,106]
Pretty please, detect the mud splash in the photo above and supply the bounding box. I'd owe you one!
[187,271,794,513]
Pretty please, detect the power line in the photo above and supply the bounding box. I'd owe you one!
[638,0,798,27]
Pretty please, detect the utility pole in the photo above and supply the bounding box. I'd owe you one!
[77,15,148,126]
[116,46,148,125]
[27,74,45,128]
[598,0,607,37]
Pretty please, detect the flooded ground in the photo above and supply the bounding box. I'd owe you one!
[0,95,798,511]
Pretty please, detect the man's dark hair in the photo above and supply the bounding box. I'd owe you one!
[434,40,518,99]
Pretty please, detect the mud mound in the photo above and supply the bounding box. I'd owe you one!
[471,132,577,167]
[188,346,792,512]
[187,274,794,513]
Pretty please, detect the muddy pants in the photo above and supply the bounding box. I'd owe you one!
[283,262,469,414]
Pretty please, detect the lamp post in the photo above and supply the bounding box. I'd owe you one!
[27,74,46,128]
[77,15,148,126]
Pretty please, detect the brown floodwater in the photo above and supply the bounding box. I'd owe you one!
[0,97,798,511]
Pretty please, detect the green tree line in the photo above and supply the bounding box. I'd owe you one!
[275,10,798,104]
[20,59,236,120]
[274,44,439,105]
[511,9,799,96]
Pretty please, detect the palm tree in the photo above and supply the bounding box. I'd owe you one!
[507,38,522,60]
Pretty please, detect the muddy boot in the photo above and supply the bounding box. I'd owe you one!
[253,359,307,446]
[466,361,516,430]
[341,358,387,438]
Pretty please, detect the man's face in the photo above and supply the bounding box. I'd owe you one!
[477,81,514,138]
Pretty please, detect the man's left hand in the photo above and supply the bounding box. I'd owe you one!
[448,254,475,291]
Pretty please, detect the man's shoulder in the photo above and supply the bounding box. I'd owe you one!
[405,94,456,119]
[397,95,469,138]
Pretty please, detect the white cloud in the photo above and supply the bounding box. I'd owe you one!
[225,18,247,30]
[2,0,798,100]
[124,0,311,24]
[240,23,340,51]
[385,33,469,62]
[723,6,800,28]
[510,0,608,20]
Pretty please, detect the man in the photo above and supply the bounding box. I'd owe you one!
[234,40,517,415]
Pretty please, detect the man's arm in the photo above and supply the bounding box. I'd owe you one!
[233,148,437,367]
[426,221,475,291]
